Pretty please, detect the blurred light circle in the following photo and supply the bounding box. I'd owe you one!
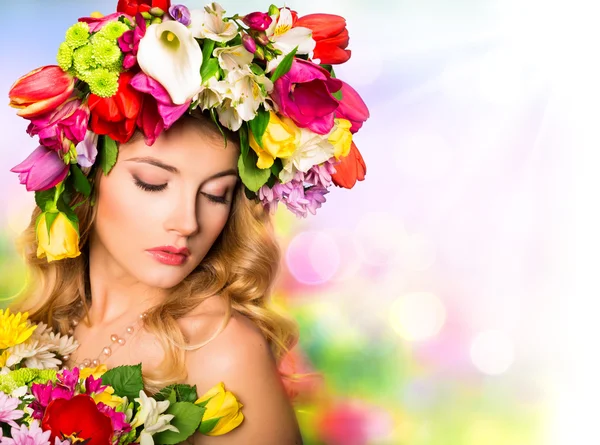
[285,231,340,285]
[470,329,514,375]
[328,230,363,283]
[395,233,437,271]
[365,407,395,442]
[389,292,446,341]
[394,133,454,182]
[355,212,405,267]
[6,196,35,234]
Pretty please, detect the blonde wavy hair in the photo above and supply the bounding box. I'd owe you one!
[10,114,307,395]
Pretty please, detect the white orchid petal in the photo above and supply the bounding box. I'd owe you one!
[274,27,316,55]
[213,45,254,72]
[137,21,203,105]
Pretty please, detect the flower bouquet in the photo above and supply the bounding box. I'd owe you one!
[0,309,243,444]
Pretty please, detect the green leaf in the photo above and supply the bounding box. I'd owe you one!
[333,89,343,101]
[249,63,265,76]
[99,135,118,176]
[248,107,270,149]
[209,108,228,147]
[35,189,56,212]
[201,58,219,84]
[244,187,257,200]
[270,46,298,83]
[100,364,144,401]
[270,158,283,177]
[44,212,59,240]
[153,402,205,444]
[238,151,271,193]
[200,39,217,83]
[198,416,222,435]
[155,384,199,403]
[70,164,91,197]
[239,123,249,157]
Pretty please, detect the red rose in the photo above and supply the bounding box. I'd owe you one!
[294,14,351,65]
[89,71,143,143]
[42,394,114,445]
[332,142,366,189]
[117,0,171,15]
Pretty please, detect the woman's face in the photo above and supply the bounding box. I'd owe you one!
[90,118,240,289]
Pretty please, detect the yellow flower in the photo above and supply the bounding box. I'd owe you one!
[0,308,37,350]
[93,385,125,409]
[79,364,108,381]
[328,118,353,160]
[249,112,298,169]
[0,350,10,368]
[36,212,81,262]
[195,382,244,436]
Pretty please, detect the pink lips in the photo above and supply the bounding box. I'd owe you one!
[146,246,190,266]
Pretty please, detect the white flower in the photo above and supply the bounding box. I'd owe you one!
[137,20,203,105]
[31,322,53,338]
[131,390,178,445]
[190,3,237,43]
[265,7,316,73]
[279,126,335,183]
[41,331,79,357]
[194,77,225,110]
[5,339,61,369]
[213,45,254,72]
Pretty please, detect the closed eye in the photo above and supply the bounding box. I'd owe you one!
[134,178,167,192]
[202,193,229,204]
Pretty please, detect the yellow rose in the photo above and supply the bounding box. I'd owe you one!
[328,118,353,160]
[36,212,81,262]
[195,382,244,436]
[249,112,298,169]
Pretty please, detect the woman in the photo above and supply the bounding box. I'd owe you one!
[6,1,368,443]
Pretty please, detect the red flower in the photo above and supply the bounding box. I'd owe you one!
[332,142,366,189]
[88,71,143,143]
[42,394,114,445]
[294,14,351,65]
[117,0,170,15]
[335,80,370,133]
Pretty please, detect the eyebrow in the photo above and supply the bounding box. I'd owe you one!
[125,156,238,181]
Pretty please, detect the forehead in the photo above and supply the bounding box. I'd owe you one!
[120,120,239,175]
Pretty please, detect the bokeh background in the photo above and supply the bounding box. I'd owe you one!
[1,0,597,444]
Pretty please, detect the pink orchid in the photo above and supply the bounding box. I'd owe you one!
[271,59,342,135]
[130,72,190,145]
[335,80,370,133]
[10,145,69,192]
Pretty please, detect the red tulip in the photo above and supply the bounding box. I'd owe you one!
[332,142,366,189]
[88,71,143,143]
[295,14,351,65]
[8,66,74,119]
[335,80,370,133]
[42,394,114,445]
[117,0,170,15]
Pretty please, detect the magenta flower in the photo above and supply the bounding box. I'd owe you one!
[271,59,342,135]
[78,12,132,33]
[10,145,69,192]
[118,13,147,69]
[130,72,191,145]
[83,375,107,395]
[0,392,24,428]
[97,402,132,434]
[0,419,51,445]
[56,367,80,394]
[242,12,273,31]
[169,4,191,26]
[242,33,257,54]
[334,80,370,133]
[26,98,89,153]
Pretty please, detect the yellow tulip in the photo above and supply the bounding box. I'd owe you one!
[0,308,37,350]
[249,112,298,169]
[36,212,81,262]
[195,382,244,436]
[328,118,353,160]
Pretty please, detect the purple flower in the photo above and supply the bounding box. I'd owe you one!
[242,33,257,54]
[10,145,69,192]
[258,173,330,218]
[26,98,89,153]
[76,130,99,167]
[169,4,191,26]
[242,12,273,31]
[0,392,24,428]
[118,13,147,69]
[304,185,329,215]
[0,419,51,445]
[304,159,337,188]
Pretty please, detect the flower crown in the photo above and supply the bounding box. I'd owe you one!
[8,0,369,263]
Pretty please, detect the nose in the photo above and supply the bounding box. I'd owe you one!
[165,189,200,237]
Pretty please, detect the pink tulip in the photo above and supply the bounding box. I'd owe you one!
[335,80,369,133]
[130,72,190,145]
[8,66,75,119]
[11,145,69,191]
[78,12,132,33]
[271,59,342,135]
[27,98,89,153]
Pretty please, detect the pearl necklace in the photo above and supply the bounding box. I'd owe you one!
[66,300,149,368]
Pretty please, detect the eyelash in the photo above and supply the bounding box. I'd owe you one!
[133,178,229,204]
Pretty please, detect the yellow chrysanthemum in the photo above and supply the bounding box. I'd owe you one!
[0,350,10,368]
[0,308,37,349]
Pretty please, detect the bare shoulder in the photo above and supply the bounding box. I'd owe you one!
[180,302,303,444]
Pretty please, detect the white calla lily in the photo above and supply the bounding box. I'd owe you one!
[137,20,203,105]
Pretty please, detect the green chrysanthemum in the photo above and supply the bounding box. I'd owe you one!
[65,22,90,49]
[91,36,122,69]
[57,41,74,71]
[96,21,129,41]
[73,44,96,74]
[87,68,119,97]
